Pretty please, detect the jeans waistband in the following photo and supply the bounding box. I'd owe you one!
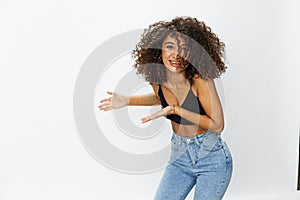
[171,131,221,145]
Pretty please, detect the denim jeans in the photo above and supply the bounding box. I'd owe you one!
[154,131,233,200]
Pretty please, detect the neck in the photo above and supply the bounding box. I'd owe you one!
[165,70,188,87]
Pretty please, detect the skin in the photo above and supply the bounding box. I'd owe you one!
[98,34,224,137]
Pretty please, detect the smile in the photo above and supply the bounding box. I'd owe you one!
[169,60,182,67]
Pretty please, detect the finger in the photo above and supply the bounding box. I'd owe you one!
[102,106,113,111]
[100,98,109,103]
[100,97,112,103]
[103,107,113,112]
[98,103,111,109]
[106,91,114,95]
[141,116,152,123]
[99,101,111,106]
[141,118,150,123]
[98,104,112,110]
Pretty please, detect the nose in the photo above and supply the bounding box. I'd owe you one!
[173,48,185,60]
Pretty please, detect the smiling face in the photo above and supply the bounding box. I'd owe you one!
[161,34,190,73]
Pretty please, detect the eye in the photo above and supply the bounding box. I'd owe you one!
[166,45,174,50]
[181,47,188,52]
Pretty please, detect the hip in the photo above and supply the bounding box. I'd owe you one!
[169,131,233,174]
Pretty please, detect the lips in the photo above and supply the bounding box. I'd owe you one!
[169,60,182,67]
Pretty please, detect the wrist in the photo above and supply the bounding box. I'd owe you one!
[170,105,175,114]
[174,105,180,115]
[171,105,180,115]
[125,96,130,106]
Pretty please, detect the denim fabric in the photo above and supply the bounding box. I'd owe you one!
[154,131,233,200]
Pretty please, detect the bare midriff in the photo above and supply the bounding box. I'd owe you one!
[171,121,208,137]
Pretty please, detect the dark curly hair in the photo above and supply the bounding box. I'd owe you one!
[132,16,227,84]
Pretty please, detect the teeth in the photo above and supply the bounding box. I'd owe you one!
[171,61,180,64]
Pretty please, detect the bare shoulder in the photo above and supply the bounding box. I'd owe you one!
[192,77,216,96]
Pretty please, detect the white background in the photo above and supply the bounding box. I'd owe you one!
[1,0,300,199]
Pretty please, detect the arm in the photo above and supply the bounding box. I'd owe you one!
[128,83,161,106]
[128,93,161,106]
[174,78,224,133]
[98,91,161,111]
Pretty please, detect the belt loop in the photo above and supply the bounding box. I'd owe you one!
[186,138,191,144]
[194,137,200,146]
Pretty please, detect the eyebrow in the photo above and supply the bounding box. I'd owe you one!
[163,41,187,46]
[163,42,175,45]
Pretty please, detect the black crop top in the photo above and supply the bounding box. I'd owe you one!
[158,84,206,125]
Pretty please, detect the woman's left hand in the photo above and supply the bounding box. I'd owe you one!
[141,105,175,123]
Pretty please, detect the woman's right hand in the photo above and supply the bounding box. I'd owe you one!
[98,91,129,111]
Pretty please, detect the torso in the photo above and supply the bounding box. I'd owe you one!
[152,80,208,137]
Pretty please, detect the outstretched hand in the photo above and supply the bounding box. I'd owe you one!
[141,106,174,123]
[98,91,129,111]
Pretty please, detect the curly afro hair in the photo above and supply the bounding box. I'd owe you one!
[132,16,227,85]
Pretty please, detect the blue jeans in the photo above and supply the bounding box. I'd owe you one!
[154,131,233,200]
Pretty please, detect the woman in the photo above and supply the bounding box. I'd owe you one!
[98,16,233,200]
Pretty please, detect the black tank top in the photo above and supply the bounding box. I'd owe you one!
[158,84,207,125]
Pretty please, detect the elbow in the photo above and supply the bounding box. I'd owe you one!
[210,121,224,134]
[214,124,224,134]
